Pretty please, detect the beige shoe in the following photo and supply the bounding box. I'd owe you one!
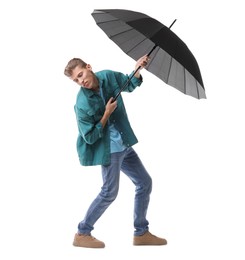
[133,231,167,246]
[73,233,105,248]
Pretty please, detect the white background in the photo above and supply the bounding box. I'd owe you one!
[1,0,244,259]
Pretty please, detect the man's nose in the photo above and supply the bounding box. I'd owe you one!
[78,78,84,85]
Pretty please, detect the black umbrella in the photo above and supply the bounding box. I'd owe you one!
[91,9,206,99]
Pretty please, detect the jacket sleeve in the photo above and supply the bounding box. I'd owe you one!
[74,106,104,145]
[115,71,143,93]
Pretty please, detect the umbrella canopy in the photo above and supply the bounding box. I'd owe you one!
[91,9,206,99]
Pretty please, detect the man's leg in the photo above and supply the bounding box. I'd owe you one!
[121,147,167,246]
[77,151,126,234]
[121,147,152,236]
[74,151,125,248]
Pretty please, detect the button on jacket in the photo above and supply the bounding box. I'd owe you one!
[74,70,143,166]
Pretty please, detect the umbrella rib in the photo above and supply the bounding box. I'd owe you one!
[108,28,135,39]
[146,45,160,67]
[196,80,200,99]
[124,37,150,55]
[147,46,168,77]
[184,68,186,94]
[166,56,173,83]
[110,30,153,55]
[96,18,121,25]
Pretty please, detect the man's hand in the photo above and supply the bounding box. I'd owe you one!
[134,55,150,78]
[105,97,117,115]
[100,98,117,128]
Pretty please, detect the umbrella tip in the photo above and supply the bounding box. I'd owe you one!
[169,19,177,29]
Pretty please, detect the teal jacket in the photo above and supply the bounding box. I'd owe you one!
[74,69,143,166]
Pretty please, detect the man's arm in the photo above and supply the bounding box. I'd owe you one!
[114,54,149,94]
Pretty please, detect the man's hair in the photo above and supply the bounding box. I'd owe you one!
[64,58,87,77]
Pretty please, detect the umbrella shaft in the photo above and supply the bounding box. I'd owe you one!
[113,19,177,101]
[113,66,141,101]
[113,44,158,101]
[147,45,157,57]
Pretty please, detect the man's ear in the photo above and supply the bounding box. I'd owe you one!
[86,64,92,70]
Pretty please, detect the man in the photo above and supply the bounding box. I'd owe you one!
[64,55,167,248]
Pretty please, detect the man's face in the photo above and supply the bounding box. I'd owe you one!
[70,64,98,90]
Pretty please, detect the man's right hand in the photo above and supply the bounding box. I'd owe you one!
[105,97,117,115]
[100,97,117,128]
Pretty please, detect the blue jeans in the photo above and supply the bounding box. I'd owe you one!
[77,147,152,236]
